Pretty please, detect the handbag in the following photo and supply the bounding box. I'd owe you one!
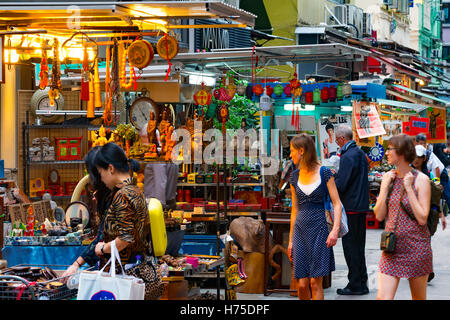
[380,185,405,253]
[321,167,349,238]
[125,257,165,300]
[77,240,145,300]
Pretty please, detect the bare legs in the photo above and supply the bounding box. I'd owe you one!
[377,272,428,300]
[295,277,324,300]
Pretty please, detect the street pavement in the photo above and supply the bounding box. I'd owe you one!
[237,215,450,300]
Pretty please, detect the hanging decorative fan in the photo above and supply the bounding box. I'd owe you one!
[156,34,179,60]
[127,39,154,70]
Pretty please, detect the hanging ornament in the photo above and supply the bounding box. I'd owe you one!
[49,38,62,107]
[157,34,179,81]
[39,41,49,90]
[313,88,321,105]
[120,42,136,90]
[217,104,229,134]
[321,86,329,103]
[226,77,237,100]
[328,85,337,102]
[94,57,102,109]
[336,83,343,100]
[103,45,113,127]
[194,82,212,116]
[127,39,154,70]
[213,88,221,100]
[265,85,274,97]
[253,84,264,96]
[289,73,302,129]
[237,82,246,96]
[342,83,352,97]
[305,91,313,104]
[245,84,253,100]
[219,87,232,102]
[87,72,95,118]
[259,87,272,111]
[273,84,284,97]
[283,84,292,97]
[80,44,90,101]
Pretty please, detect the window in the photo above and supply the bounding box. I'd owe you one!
[442,46,450,63]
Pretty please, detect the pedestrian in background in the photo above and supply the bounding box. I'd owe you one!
[334,125,370,296]
[288,133,342,300]
[374,134,432,300]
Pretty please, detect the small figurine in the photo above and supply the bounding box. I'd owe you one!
[92,125,108,147]
[147,111,157,145]
[159,111,170,158]
[164,126,176,161]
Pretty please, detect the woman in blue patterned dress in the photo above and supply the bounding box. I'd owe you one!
[288,133,343,300]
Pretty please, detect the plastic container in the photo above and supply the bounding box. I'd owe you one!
[147,198,168,257]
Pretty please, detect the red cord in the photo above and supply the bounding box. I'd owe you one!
[164,34,173,82]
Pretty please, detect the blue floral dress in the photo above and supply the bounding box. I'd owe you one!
[289,166,335,279]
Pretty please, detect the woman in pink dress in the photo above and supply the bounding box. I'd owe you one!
[374,134,432,300]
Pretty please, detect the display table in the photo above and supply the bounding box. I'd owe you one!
[2,245,88,268]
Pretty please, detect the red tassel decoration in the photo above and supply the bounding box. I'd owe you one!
[80,45,90,101]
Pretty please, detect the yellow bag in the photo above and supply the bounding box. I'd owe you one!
[147,198,167,257]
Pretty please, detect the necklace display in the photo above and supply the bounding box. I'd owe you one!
[119,42,136,90]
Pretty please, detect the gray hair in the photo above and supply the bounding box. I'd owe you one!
[335,124,353,141]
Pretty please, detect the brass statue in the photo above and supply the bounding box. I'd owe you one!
[147,111,157,145]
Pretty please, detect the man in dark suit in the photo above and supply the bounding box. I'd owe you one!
[334,125,370,295]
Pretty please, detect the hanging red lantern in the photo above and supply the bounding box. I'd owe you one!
[328,85,337,102]
[265,85,274,97]
[253,84,264,96]
[305,91,313,104]
[284,85,292,97]
[321,86,329,103]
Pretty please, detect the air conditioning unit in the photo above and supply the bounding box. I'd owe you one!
[362,13,373,37]
[391,0,399,10]
[383,0,393,5]
[334,5,348,25]
[438,10,446,22]
[346,5,363,37]
[223,0,240,7]
[400,0,409,15]
[431,49,441,59]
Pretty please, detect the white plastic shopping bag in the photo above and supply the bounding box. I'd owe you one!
[77,240,145,300]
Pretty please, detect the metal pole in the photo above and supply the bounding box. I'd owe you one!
[216,162,220,300]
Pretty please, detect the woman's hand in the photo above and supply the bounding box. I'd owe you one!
[61,264,79,282]
[403,171,415,190]
[288,241,293,263]
[381,170,396,189]
[326,229,338,248]
[95,242,105,257]
[441,212,447,230]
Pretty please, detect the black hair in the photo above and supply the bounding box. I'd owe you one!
[325,122,334,131]
[415,133,427,143]
[84,146,111,230]
[94,142,141,173]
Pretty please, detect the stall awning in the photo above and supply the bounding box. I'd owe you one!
[392,84,450,107]
[0,1,256,31]
[377,99,430,113]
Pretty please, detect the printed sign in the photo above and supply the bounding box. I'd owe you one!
[353,100,386,139]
